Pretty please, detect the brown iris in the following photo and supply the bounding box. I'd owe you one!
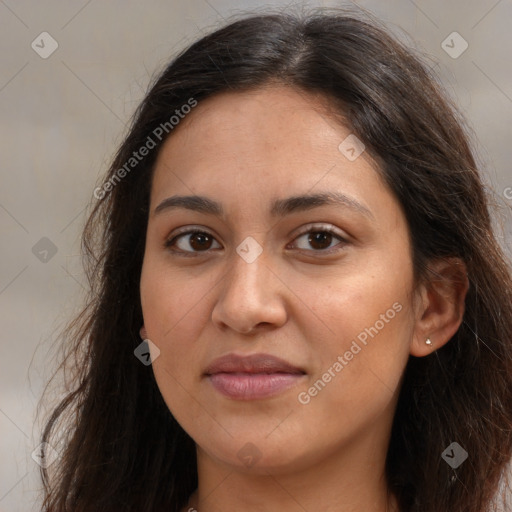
[188,232,214,251]
[308,231,333,250]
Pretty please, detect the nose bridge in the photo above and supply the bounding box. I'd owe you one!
[225,239,269,300]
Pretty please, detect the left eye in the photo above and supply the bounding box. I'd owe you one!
[290,228,347,252]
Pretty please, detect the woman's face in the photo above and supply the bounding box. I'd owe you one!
[140,85,422,474]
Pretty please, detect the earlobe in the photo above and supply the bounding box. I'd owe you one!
[410,257,469,357]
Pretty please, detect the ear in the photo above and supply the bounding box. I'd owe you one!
[410,257,469,357]
[140,325,148,340]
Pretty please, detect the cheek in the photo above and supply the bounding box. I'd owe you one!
[292,256,414,394]
[140,258,213,340]
[297,263,411,341]
[139,259,213,391]
[140,260,212,427]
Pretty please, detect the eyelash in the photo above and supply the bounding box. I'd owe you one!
[163,224,348,257]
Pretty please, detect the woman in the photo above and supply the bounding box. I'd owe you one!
[39,7,512,512]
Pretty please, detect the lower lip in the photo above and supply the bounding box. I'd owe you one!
[207,372,304,400]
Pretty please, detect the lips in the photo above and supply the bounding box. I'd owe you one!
[204,353,306,400]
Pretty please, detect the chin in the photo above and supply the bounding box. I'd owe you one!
[195,427,326,476]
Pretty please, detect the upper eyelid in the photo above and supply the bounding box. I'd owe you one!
[168,223,346,239]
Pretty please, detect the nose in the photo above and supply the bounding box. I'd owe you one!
[211,243,288,335]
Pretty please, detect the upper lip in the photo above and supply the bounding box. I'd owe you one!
[204,353,305,375]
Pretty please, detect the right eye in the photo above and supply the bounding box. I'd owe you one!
[164,229,222,255]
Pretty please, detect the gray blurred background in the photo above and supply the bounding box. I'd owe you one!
[0,1,511,510]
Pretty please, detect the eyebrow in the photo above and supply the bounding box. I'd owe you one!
[153,191,374,220]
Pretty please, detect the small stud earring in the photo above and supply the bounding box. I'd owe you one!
[425,338,433,347]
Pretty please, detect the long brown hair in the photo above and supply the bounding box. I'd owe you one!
[39,7,512,512]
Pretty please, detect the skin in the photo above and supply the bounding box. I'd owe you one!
[139,85,468,512]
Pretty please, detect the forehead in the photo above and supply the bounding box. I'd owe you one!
[158,85,347,159]
[149,85,397,224]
